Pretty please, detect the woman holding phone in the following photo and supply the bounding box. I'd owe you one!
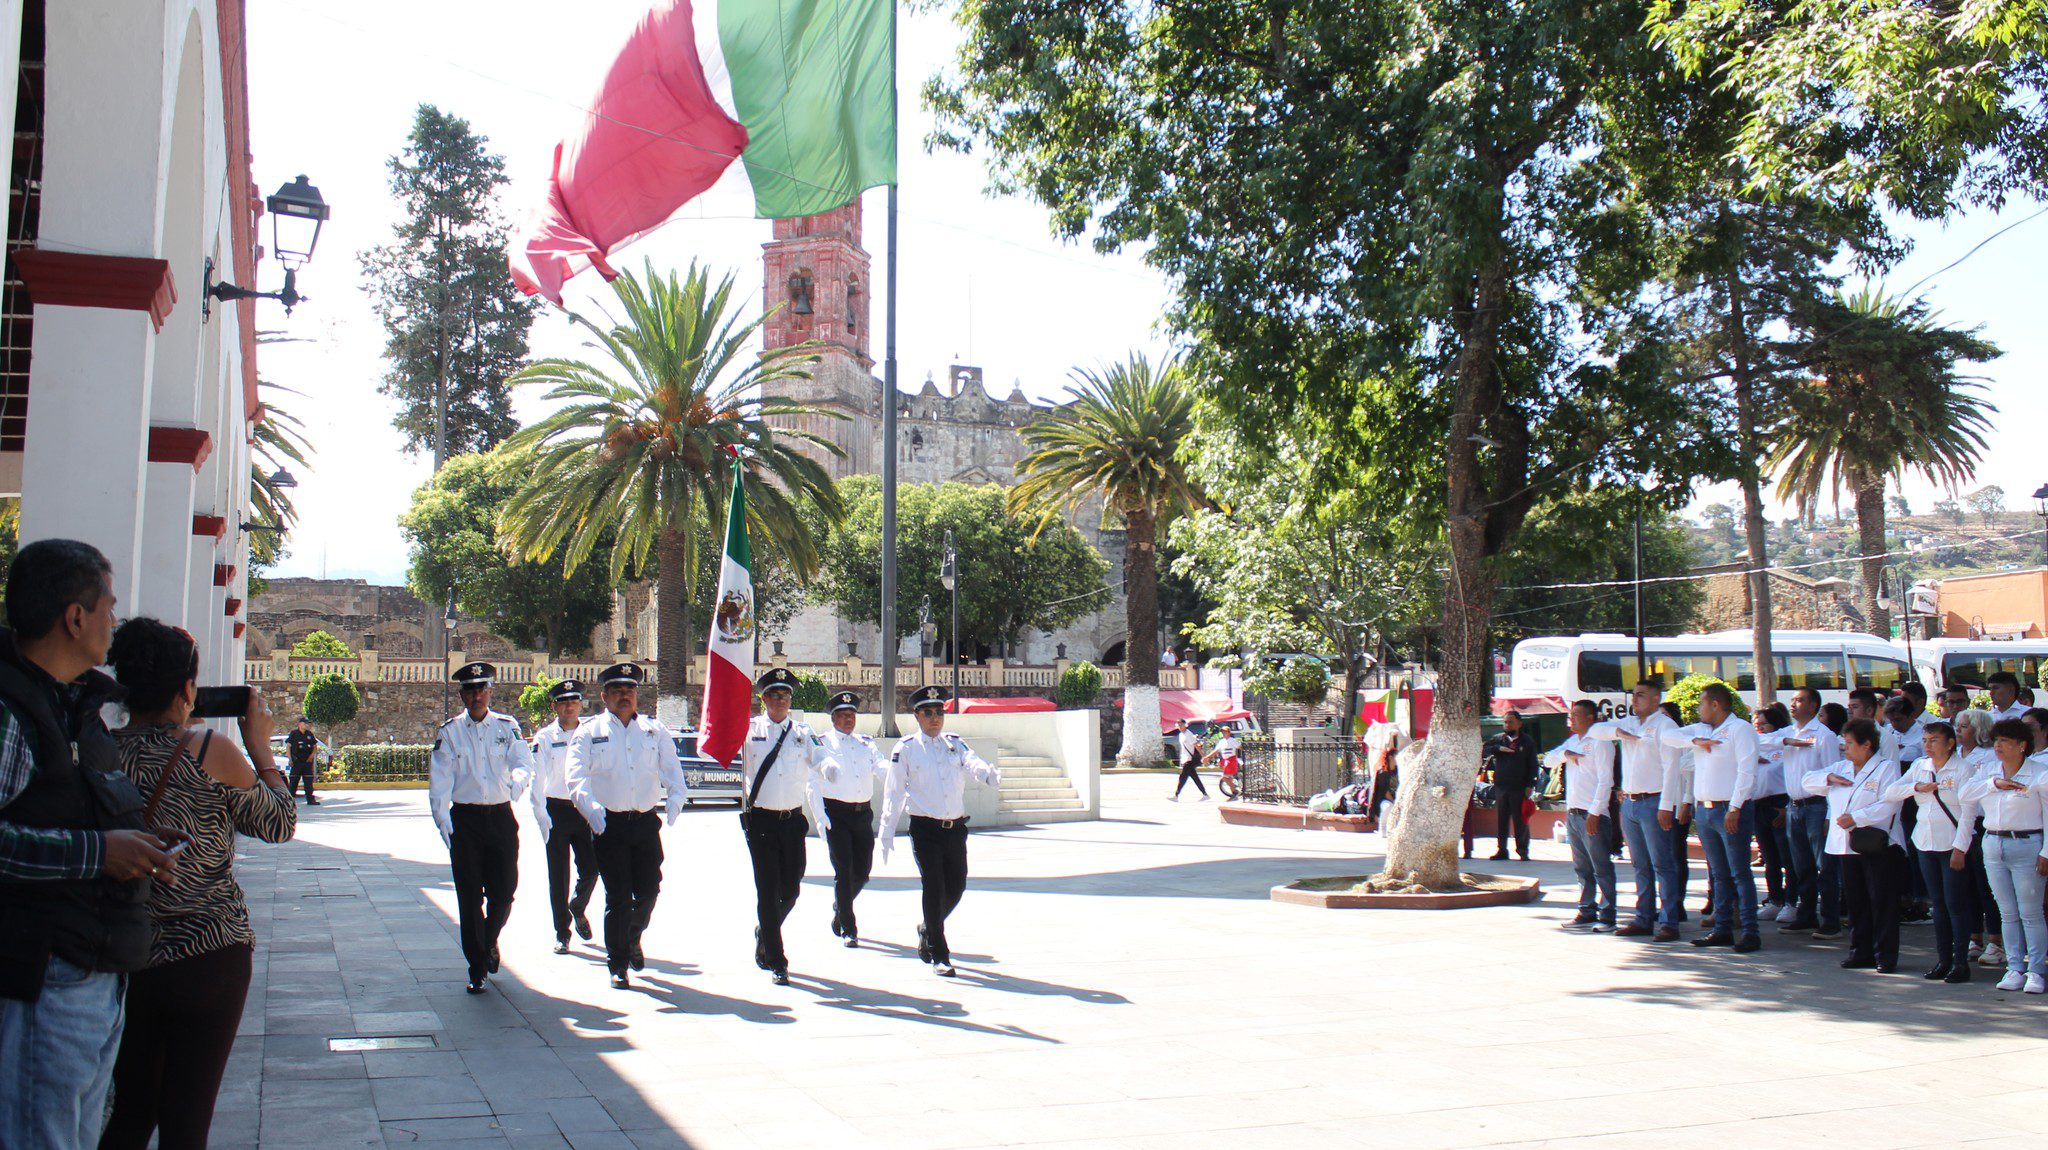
[99,619,298,1149]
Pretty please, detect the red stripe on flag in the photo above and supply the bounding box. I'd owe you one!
[699,648,753,767]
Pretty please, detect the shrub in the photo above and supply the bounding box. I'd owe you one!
[1665,673,1751,724]
[301,672,360,726]
[792,671,830,713]
[333,744,432,782]
[290,629,354,659]
[1056,660,1103,708]
[518,673,560,727]
[1246,656,1331,708]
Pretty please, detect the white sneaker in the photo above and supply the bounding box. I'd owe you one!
[2028,974,2046,995]
[1775,905,1798,924]
[1983,944,2008,967]
[1969,941,1985,961]
[1996,970,2026,992]
[1758,901,1780,918]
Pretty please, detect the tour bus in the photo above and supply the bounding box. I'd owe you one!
[1506,630,1911,721]
[1898,637,2048,694]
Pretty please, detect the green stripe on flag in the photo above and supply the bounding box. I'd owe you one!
[718,0,896,219]
[723,456,751,570]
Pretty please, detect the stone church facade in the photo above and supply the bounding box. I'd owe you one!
[753,203,1129,666]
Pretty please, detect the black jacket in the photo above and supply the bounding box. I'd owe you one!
[1483,731,1540,791]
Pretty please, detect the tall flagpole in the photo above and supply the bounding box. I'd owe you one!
[877,0,902,738]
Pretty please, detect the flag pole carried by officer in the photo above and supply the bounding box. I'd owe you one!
[879,686,1001,977]
[817,690,883,947]
[428,662,537,994]
[738,667,828,986]
[565,662,690,990]
[531,678,599,955]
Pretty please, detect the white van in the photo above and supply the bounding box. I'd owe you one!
[1507,630,1909,721]
[1897,637,2048,693]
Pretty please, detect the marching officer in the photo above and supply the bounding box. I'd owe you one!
[531,679,599,955]
[738,668,828,986]
[817,690,883,947]
[428,661,536,994]
[879,686,1001,977]
[565,662,690,989]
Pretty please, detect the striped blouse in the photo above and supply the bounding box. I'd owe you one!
[115,724,297,966]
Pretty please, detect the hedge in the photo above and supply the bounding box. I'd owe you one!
[1056,661,1103,708]
[332,744,433,783]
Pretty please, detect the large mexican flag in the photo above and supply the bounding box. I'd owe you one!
[511,0,896,303]
[698,457,754,767]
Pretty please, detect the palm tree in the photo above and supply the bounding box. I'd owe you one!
[250,381,314,570]
[1769,288,1999,637]
[1010,354,1203,765]
[500,261,845,723]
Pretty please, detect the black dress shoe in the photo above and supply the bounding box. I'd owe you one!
[1924,962,1953,981]
[573,908,593,940]
[489,945,501,974]
[1691,933,1734,948]
[553,939,571,955]
[1875,963,1896,973]
[630,945,645,972]
[1489,851,1509,861]
[933,962,956,978]
[1731,935,1761,953]
[843,936,859,948]
[1944,965,1973,984]
[1841,956,1877,969]
[829,915,846,939]
[770,967,790,986]
[917,925,934,964]
[466,978,487,994]
[610,971,630,989]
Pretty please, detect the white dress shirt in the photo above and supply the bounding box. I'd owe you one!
[1661,715,1759,806]
[1542,733,1614,815]
[1957,758,2048,858]
[1990,701,2030,722]
[532,718,582,801]
[1665,747,1695,811]
[816,727,884,804]
[1806,756,1904,855]
[428,709,534,839]
[1768,717,1841,801]
[1881,754,1974,853]
[1752,736,1788,799]
[739,715,827,826]
[565,709,690,833]
[1585,710,1677,797]
[879,729,1000,850]
[1882,718,1925,766]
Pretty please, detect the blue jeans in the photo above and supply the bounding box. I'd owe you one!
[1916,844,1976,966]
[1619,795,1680,928]
[0,957,126,1149]
[1566,809,1617,923]
[1983,831,2048,975]
[1697,801,1758,937]
[1792,801,1839,930]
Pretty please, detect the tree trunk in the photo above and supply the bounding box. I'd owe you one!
[1726,267,1777,706]
[1119,506,1165,766]
[1853,470,1890,637]
[656,524,693,726]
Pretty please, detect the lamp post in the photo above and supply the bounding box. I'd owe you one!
[918,594,935,659]
[2033,483,2048,567]
[941,529,960,703]
[441,592,457,719]
[1876,565,1915,682]
[204,176,330,318]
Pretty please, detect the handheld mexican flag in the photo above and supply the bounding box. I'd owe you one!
[698,455,754,767]
[511,0,896,303]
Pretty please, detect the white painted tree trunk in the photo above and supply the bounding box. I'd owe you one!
[1379,723,1481,890]
[657,694,692,728]
[1120,682,1165,765]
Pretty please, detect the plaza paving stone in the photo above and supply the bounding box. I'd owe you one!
[219,776,2048,1148]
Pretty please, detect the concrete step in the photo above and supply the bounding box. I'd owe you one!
[997,755,1058,768]
[996,765,1067,780]
[997,787,1080,802]
[997,805,1093,824]
[997,773,1071,788]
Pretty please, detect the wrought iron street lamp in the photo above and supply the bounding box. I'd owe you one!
[205,175,331,317]
[941,529,960,701]
[2033,483,2048,566]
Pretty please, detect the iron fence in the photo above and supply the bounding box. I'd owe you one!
[1232,735,1368,805]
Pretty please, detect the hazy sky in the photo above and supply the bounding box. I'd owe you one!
[249,1,2046,587]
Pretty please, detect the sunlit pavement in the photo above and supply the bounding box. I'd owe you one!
[220,775,2048,1148]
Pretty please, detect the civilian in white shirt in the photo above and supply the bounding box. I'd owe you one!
[1661,682,1763,950]
[1952,709,2005,969]
[1750,702,1795,920]
[816,691,884,947]
[428,661,537,994]
[1985,671,2029,722]
[1547,701,1617,931]
[1808,718,1906,972]
[530,679,598,955]
[1955,717,2048,993]
[1655,702,1696,923]
[1883,720,1975,981]
[1170,720,1207,801]
[1880,694,1935,924]
[1586,679,1682,939]
[1773,688,1842,935]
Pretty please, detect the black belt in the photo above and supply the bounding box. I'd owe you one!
[1619,791,1659,801]
[910,814,966,830]
[607,808,657,821]
[1568,808,1590,816]
[1792,797,1825,807]
[452,801,511,811]
[749,806,803,820]
[1699,800,1732,809]
[1986,828,2044,839]
[823,798,871,810]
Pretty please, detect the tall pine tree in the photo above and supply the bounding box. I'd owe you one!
[362,105,537,460]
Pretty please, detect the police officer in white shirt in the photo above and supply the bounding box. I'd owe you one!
[531,679,598,955]
[739,668,827,985]
[880,686,1000,977]
[428,662,537,994]
[817,690,883,948]
[1547,700,1617,930]
[565,662,689,989]
[1660,682,1763,951]
[1586,679,1682,939]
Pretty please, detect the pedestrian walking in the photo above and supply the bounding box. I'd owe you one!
[531,679,599,955]
[1170,719,1207,800]
[284,717,323,805]
[737,668,827,985]
[817,690,882,948]
[428,662,535,994]
[880,686,1001,977]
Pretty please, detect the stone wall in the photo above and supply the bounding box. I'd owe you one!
[1692,563,1868,633]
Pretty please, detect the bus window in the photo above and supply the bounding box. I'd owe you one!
[1941,654,2045,689]
[1665,652,1726,682]
[1578,651,1633,694]
[1851,655,1912,690]
[1727,653,1849,691]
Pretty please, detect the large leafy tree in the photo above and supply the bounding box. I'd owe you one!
[1768,289,1999,636]
[1009,355,1203,766]
[811,477,1111,660]
[940,1,1724,882]
[400,448,620,658]
[1491,489,1705,647]
[361,105,538,459]
[500,262,844,722]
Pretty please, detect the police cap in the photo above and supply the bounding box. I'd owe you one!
[598,662,645,687]
[828,690,860,713]
[909,685,951,712]
[756,667,799,695]
[549,679,584,701]
[452,661,496,687]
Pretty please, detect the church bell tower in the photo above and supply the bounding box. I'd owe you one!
[761,201,872,369]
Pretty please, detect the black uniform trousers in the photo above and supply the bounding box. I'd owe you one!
[823,798,875,937]
[544,797,600,942]
[592,810,663,975]
[1845,846,1904,968]
[909,815,971,964]
[450,802,519,983]
[742,806,807,969]
[1494,786,1531,857]
[288,759,317,802]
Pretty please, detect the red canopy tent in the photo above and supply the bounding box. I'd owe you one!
[950,696,1057,714]
[1117,689,1254,730]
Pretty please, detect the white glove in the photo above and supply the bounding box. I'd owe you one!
[821,762,840,782]
[537,813,553,839]
[878,835,893,862]
[438,825,453,850]
[587,811,607,836]
[664,808,681,828]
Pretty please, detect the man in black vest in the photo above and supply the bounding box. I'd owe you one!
[1485,710,1540,861]
[0,539,182,1149]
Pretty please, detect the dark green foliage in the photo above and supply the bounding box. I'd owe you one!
[333,745,432,782]
[301,673,360,726]
[792,672,830,714]
[1493,491,1706,645]
[1056,661,1103,708]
